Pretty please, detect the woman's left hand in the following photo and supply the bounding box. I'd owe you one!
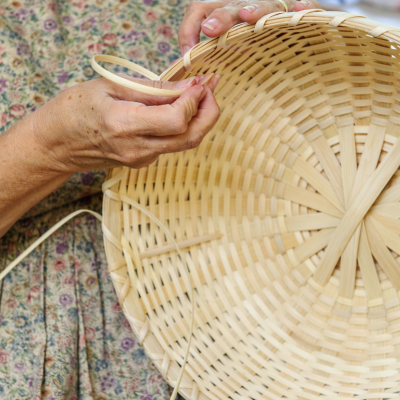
[178,0,321,56]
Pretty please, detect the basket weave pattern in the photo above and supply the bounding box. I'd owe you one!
[102,11,400,399]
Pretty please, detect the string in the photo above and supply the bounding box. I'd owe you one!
[0,205,194,400]
[0,209,102,282]
[118,194,194,400]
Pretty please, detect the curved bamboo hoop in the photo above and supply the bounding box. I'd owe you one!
[101,10,400,400]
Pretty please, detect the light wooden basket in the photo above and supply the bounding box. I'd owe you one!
[101,10,400,399]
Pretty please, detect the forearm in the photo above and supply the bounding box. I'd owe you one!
[0,106,72,237]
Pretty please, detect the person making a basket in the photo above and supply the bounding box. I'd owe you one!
[0,0,320,398]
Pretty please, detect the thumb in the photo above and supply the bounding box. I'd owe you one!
[169,74,218,120]
[171,84,207,122]
[140,74,218,137]
[138,84,207,137]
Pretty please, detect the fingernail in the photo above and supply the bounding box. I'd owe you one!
[295,1,308,10]
[176,76,196,88]
[243,5,257,13]
[200,87,207,102]
[203,18,219,31]
[212,74,221,91]
[199,73,214,85]
[182,45,190,56]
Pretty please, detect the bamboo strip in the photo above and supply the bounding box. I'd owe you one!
[283,184,343,218]
[313,137,400,286]
[338,125,359,299]
[370,203,400,218]
[139,233,223,259]
[368,217,400,257]
[358,222,383,300]
[365,217,400,291]
[294,157,345,212]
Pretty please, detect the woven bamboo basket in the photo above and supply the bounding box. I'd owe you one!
[100,10,400,400]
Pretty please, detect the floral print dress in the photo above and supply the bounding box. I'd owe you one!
[0,0,196,398]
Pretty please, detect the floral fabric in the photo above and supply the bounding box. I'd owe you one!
[0,0,196,398]
[1,195,179,400]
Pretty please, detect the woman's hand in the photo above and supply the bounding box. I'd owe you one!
[0,75,219,236]
[178,0,321,56]
[33,74,220,173]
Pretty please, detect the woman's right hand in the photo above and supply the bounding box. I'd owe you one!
[32,73,220,173]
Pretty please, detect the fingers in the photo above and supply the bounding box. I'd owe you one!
[99,75,220,170]
[144,85,220,154]
[201,4,243,38]
[237,0,320,24]
[137,74,218,137]
[178,1,226,56]
[178,0,321,57]
[111,74,218,139]
[201,0,321,37]
[294,0,321,11]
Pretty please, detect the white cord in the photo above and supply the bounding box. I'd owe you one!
[0,206,193,400]
[0,209,102,282]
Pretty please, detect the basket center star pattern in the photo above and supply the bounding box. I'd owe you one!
[103,11,400,400]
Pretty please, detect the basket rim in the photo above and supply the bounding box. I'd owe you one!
[160,9,400,82]
[102,10,400,400]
